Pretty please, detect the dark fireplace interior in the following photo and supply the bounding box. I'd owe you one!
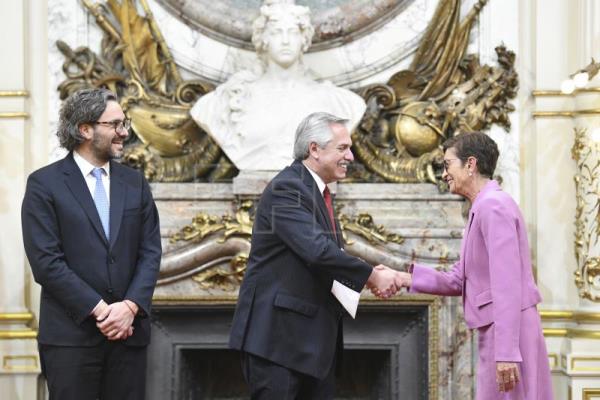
[147,304,430,400]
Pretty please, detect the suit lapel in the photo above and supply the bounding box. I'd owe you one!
[295,161,338,242]
[62,153,108,246]
[109,162,125,249]
[461,211,475,275]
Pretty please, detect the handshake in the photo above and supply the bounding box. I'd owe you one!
[366,265,412,298]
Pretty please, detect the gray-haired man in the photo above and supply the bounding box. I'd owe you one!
[22,88,161,399]
[229,112,397,399]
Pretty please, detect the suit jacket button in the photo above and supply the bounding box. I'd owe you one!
[106,288,113,294]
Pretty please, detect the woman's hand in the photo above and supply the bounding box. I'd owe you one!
[496,362,520,392]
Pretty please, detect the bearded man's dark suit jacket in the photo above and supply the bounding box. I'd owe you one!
[229,160,373,380]
[21,152,161,348]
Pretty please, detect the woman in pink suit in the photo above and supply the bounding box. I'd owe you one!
[393,132,553,399]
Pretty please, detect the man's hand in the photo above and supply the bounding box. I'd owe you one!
[91,299,109,319]
[368,267,412,297]
[366,265,399,298]
[496,362,520,392]
[96,302,135,341]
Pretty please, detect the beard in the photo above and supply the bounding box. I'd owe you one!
[91,129,123,162]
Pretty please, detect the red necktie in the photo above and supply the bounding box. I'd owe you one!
[323,186,336,235]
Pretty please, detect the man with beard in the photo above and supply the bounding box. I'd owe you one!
[21,88,161,400]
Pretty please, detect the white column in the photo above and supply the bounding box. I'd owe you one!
[529,1,600,399]
[0,0,49,398]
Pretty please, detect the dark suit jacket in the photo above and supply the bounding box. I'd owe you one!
[22,152,161,347]
[229,160,372,379]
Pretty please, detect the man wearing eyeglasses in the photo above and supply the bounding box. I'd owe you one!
[21,88,161,400]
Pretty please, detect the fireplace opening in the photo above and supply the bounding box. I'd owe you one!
[177,348,392,400]
[147,303,432,400]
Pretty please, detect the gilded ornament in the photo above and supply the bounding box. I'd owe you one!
[351,0,518,184]
[571,127,600,301]
[58,0,232,182]
[164,200,406,290]
[62,0,518,184]
[338,210,404,246]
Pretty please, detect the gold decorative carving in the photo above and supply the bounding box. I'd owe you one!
[540,310,600,323]
[0,112,29,119]
[572,128,600,301]
[165,202,405,290]
[533,109,600,118]
[0,313,38,340]
[571,356,600,372]
[543,328,600,339]
[63,0,518,184]
[548,353,559,370]
[338,211,404,245]
[0,90,29,97]
[583,388,600,400]
[0,313,34,322]
[532,88,600,97]
[350,0,518,184]
[57,0,234,182]
[2,355,39,372]
[170,200,254,244]
[192,254,248,292]
[0,330,38,340]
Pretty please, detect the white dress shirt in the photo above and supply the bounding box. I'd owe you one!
[303,162,327,197]
[73,151,110,204]
[73,151,110,314]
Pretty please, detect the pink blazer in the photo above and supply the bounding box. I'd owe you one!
[409,180,542,362]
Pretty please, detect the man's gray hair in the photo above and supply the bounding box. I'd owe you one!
[293,112,348,160]
[56,88,117,151]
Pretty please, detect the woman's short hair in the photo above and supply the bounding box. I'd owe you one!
[56,88,117,151]
[442,132,499,178]
[293,112,348,160]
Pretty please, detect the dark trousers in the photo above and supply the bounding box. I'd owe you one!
[39,341,147,400]
[241,352,336,400]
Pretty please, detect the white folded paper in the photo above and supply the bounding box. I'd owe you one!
[331,280,361,319]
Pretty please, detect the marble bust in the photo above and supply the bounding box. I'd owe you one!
[190,0,366,171]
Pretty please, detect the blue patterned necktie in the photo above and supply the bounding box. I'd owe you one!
[92,167,110,240]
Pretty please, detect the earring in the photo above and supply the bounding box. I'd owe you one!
[468,171,473,176]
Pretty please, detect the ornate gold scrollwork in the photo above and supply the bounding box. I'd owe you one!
[62,0,519,184]
[170,200,255,244]
[338,212,404,246]
[165,200,254,290]
[58,0,235,182]
[572,128,600,301]
[165,200,404,290]
[192,253,248,292]
[351,0,518,185]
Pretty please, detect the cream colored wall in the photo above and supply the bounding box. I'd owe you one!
[525,0,600,398]
[0,0,48,398]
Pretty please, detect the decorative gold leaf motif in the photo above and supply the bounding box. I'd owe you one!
[59,0,231,182]
[572,128,600,301]
[62,0,517,185]
[351,0,518,185]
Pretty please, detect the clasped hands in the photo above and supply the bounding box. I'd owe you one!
[366,265,412,298]
[92,300,138,341]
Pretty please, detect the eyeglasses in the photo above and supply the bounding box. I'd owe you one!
[94,118,131,133]
[443,158,460,171]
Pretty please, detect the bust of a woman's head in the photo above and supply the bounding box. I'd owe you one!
[251,0,314,68]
